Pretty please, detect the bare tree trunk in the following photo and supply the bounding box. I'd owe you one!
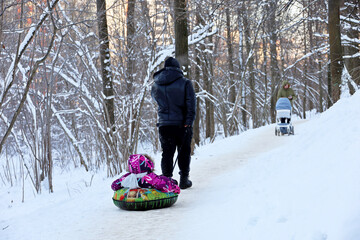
[307,0,315,112]
[174,0,189,75]
[226,7,235,105]
[221,104,228,138]
[0,0,3,56]
[225,6,238,135]
[315,10,324,113]
[193,62,200,146]
[44,60,55,193]
[327,62,332,107]
[343,0,360,92]
[45,94,53,193]
[318,60,324,112]
[262,23,269,123]
[205,42,215,141]
[96,0,115,129]
[175,0,194,152]
[268,1,280,123]
[96,0,117,175]
[126,0,136,93]
[302,62,308,119]
[126,0,136,162]
[302,0,308,119]
[193,5,202,146]
[242,3,256,128]
[237,7,247,129]
[328,0,343,102]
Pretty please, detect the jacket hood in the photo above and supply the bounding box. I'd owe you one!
[281,80,290,87]
[128,154,154,174]
[164,57,180,68]
[153,67,183,85]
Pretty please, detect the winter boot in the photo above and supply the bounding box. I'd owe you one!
[179,176,192,189]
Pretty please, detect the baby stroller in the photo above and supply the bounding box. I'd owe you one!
[275,97,294,136]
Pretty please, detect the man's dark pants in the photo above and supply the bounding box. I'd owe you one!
[159,126,193,178]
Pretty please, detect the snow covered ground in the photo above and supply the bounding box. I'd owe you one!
[1,91,360,240]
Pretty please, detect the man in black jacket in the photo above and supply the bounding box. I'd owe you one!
[151,57,196,189]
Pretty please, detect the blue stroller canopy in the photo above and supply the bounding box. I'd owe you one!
[276,98,292,110]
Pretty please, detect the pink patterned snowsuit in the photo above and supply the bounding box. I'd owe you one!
[111,154,180,194]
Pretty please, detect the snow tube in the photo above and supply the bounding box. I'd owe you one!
[112,188,178,211]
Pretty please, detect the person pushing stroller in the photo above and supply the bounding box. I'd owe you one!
[275,80,296,135]
[277,80,297,105]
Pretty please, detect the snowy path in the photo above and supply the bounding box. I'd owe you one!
[3,92,360,240]
[2,121,305,240]
[73,122,304,240]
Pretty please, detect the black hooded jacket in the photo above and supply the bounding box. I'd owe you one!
[151,66,196,127]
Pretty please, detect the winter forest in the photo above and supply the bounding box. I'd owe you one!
[0,0,359,196]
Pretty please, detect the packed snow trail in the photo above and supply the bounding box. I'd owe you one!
[3,92,360,240]
[1,120,307,240]
[64,121,305,240]
[1,121,304,240]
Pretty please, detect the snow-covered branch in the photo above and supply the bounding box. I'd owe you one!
[0,0,60,103]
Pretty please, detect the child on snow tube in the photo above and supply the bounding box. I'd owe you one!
[111,154,180,194]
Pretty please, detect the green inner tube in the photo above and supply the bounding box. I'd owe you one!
[113,195,178,211]
[112,188,179,211]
